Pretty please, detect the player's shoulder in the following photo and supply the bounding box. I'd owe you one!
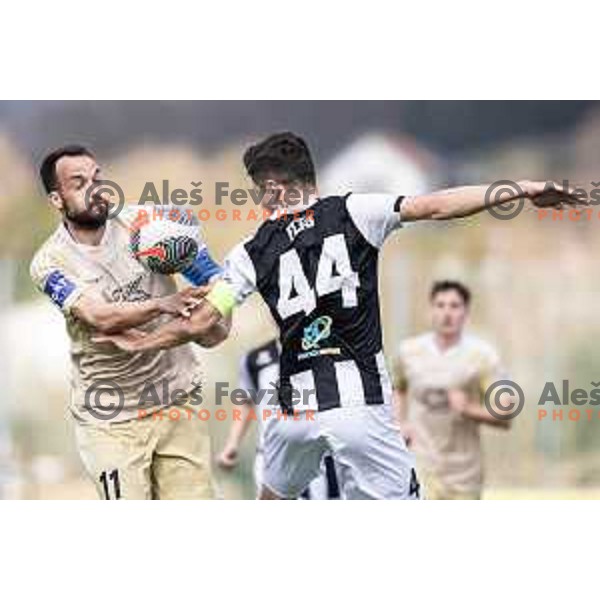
[241,193,354,256]
[324,191,369,219]
[222,233,258,282]
[462,333,500,362]
[239,211,292,265]
[320,192,351,207]
[345,191,400,215]
[29,225,71,280]
[344,191,403,248]
[345,191,395,205]
[397,332,433,358]
[228,233,256,262]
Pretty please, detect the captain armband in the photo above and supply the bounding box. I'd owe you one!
[205,280,237,318]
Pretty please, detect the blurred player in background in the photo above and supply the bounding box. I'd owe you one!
[29,145,225,499]
[217,338,341,499]
[393,281,511,500]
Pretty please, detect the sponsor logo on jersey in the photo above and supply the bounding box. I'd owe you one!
[110,274,152,303]
[421,387,451,411]
[302,315,332,351]
[298,315,341,361]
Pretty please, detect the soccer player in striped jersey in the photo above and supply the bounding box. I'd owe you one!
[393,281,510,500]
[217,338,341,499]
[97,133,578,499]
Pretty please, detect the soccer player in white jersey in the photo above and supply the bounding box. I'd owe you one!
[96,133,580,500]
[30,145,226,499]
[393,281,511,500]
[217,338,341,499]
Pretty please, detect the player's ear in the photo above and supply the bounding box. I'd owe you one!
[47,191,64,211]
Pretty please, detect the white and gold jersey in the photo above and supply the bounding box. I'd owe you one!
[394,332,506,495]
[30,207,203,423]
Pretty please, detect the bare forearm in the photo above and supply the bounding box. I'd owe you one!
[193,315,232,348]
[125,300,224,352]
[464,404,511,429]
[73,297,163,333]
[226,402,253,448]
[401,181,532,222]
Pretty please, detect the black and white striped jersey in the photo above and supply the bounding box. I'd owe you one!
[238,338,281,453]
[239,338,281,398]
[223,193,403,412]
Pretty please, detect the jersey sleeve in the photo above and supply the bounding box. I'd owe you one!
[181,243,222,286]
[346,193,403,248]
[29,249,85,315]
[221,240,257,306]
[392,345,409,392]
[476,344,507,399]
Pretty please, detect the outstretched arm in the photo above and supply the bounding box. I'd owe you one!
[400,180,580,222]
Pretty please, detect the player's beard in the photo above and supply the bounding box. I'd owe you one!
[64,200,109,229]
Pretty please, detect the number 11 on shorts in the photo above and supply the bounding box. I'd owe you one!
[99,469,121,500]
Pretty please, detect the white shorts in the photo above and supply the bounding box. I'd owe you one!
[261,403,419,500]
[254,449,341,499]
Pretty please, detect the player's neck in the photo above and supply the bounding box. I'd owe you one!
[63,219,106,246]
[434,331,462,351]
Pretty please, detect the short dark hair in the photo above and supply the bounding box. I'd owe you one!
[430,280,471,306]
[243,132,316,188]
[39,145,95,194]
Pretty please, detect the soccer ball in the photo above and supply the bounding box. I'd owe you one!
[130,208,201,274]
